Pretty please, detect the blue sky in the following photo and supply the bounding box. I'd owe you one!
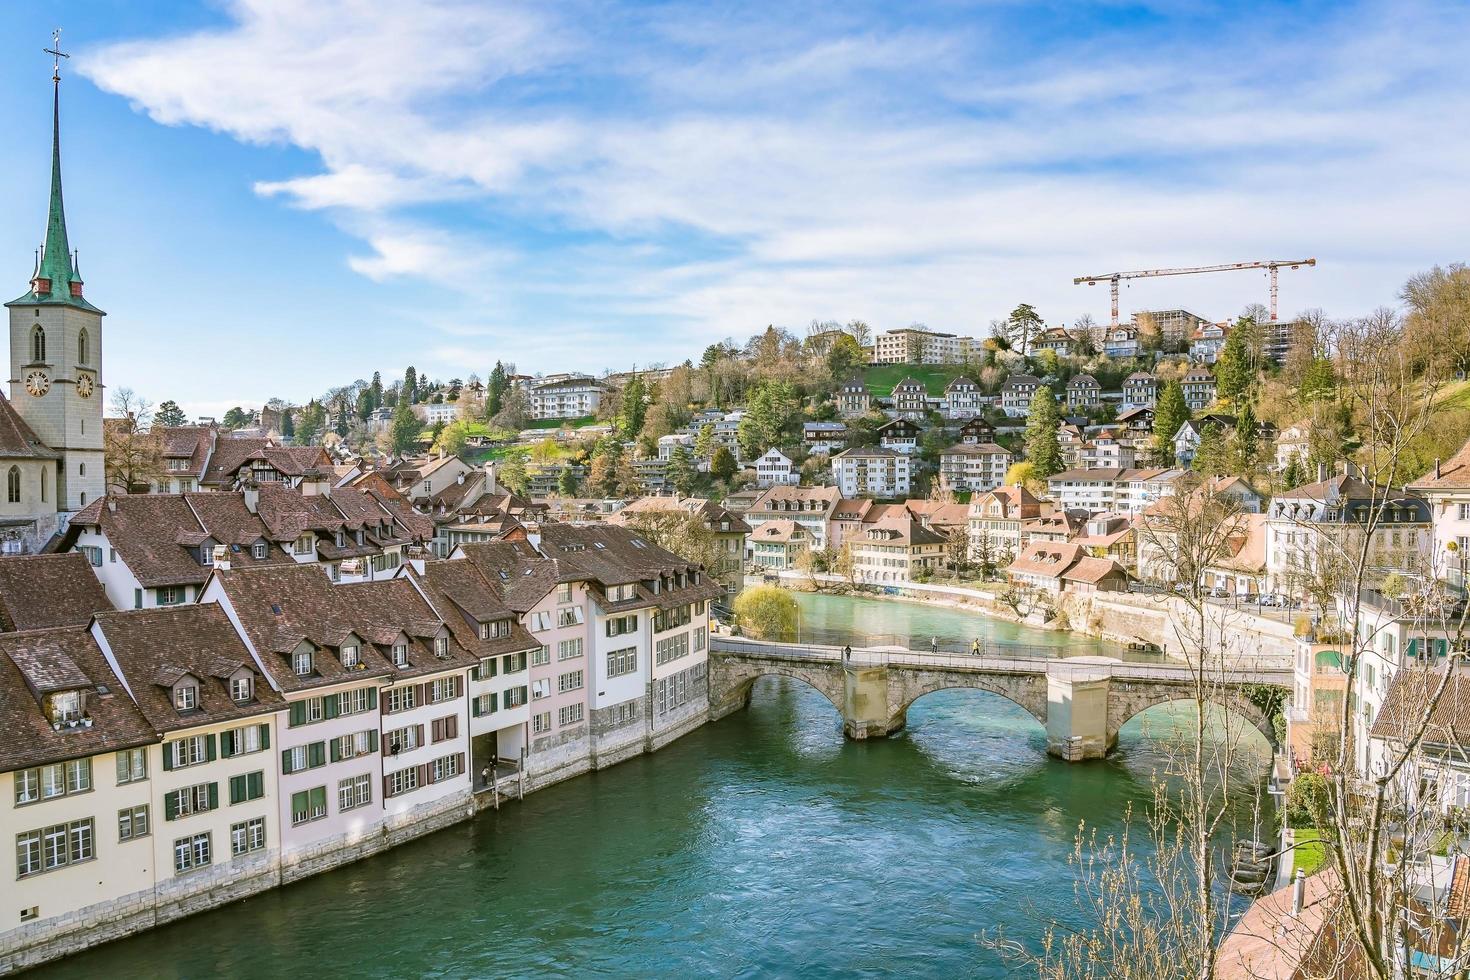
[1,0,1467,420]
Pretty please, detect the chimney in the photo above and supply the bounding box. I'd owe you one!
[484,461,501,495]
[1316,462,1327,484]
[1290,869,1306,917]
[242,486,259,514]
[1436,457,1442,479]
[106,496,116,513]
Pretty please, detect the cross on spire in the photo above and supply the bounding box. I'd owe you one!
[44,28,68,83]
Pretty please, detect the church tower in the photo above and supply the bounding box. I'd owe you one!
[5,35,105,512]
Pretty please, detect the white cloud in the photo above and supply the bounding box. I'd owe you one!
[79,0,1470,384]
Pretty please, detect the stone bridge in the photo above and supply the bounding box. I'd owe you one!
[708,637,1290,761]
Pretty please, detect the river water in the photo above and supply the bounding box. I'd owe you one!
[36,593,1267,980]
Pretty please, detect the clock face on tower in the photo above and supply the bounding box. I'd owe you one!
[24,370,50,397]
[76,372,94,398]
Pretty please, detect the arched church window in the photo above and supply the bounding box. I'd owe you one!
[31,326,46,363]
[78,329,89,365]
[6,467,20,504]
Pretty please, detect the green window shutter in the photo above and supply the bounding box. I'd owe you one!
[205,734,217,762]
[310,786,327,811]
[368,730,379,753]
[164,791,179,821]
[289,701,306,727]
[490,692,498,713]
[367,687,378,710]
[282,749,294,775]
[207,783,219,810]
[133,588,142,609]
[162,743,175,771]
[249,771,264,799]
[330,739,341,763]
[309,741,325,769]
[220,731,235,759]
[325,695,340,720]
[230,774,245,804]
[259,724,270,750]
[291,790,307,815]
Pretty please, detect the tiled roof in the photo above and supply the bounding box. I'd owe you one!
[0,390,59,460]
[1411,437,1470,491]
[941,441,1011,456]
[455,541,563,612]
[1060,556,1128,584]
[752,519,805,543]
[1372,670,1470,745]
[67,495,213,588]
[155,425,214,473]
[0,627,157,771]
[0,554,111,632]
[202,437,330,487]
[1007,542,1087,579]
[416,561,538,659]
[857,515,946,547]
[94,605,286,732]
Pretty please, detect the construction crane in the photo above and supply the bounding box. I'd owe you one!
[1073,258,1316,326]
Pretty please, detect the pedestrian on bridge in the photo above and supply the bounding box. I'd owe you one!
[930,636,938,654]
[971,638,980,657]
[843,644,852,662]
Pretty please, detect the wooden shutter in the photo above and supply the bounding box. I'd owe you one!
[289,701,306,727]
[308,741,325,769]
[207,783,219,810]
[456,752,466,777]
[205,734,217,762]
[219,731,234,759]
[164,790,179,820]
[421,762,434,785]
[259,724,270,749]
[249,771,264,799]
[330,738,342,764]
[310,786,326,812]
[291,789,307,814]
[325,694,340,720]
[229,774,245,804]
[415,724,425,749]
[367,687,378,710]
[368,730,380,753]
[382,775,392,799]
[162,742,175,771]
[281,748,294,775]
[447,715,458,740]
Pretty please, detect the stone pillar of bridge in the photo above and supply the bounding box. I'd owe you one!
[1045,658,1117,761]
[843,663,895,739]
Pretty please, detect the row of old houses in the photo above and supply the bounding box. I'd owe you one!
[0,518,719,971]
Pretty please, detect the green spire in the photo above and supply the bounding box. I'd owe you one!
[6,47,102,314]
[38,79,74,292]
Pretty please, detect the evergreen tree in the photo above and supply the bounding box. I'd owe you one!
[498,454,529,495]
[1215,329,1252,404]
[1007,303,1044,354]
[619,374,648,437]
[694,422,716,459]
[1152,380,1190,465]
[1230,400,1260,474]
[666,444,697,495]
[825,333,866,382]
[1281,454,1304,491]
[557,463,580,497]
[221,406,250,430]
[356,389,374,422]
[369,371,383,410]
[154,400,187,428]
[586,442,622,497]
[710,446,737,483]
[1023,386,1063,477]
[404,366,418,405]
[487,361,507,418]
[389,399,421,455]
[281,409,295,439]
[737,381,799,459]
[294,400,326,446]
[1192,423,1229,476]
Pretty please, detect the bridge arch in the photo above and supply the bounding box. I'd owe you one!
[1107,685,1278,751]
[888,669,1050,734]
[707,659,846,721]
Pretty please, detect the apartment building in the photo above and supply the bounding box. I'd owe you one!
[1181,367,1217,412]
[1406,439,1470,588]
[877,418,920,454]
[1103,326,1140,359]
[1065,374,1101,411]
[943,376,983,419]
[836,377,872,418]
[750,520,810,570]
[849,516,947,583]
[802,421,848,455]
[938,442,1012,493]
[873,327,974,365]
[1122,372,1158,409]
[745,486,842,549]
[1032,328,1073,355]
[528,375,608,421]
[830,447,912,499]
[754,448,798,487]
[891,378,929,419]
[967,485,1042,563]
[1000,375,1043,417]
[1133,309,1209,349]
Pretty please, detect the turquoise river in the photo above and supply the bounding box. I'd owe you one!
[33,592,1271,979]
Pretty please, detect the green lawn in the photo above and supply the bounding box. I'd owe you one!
[462,444,529,464]
[862,364,972,397]
[525,415,598,429]
[1293,828,1329,875]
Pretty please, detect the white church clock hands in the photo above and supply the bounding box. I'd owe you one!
[24,369,50,397]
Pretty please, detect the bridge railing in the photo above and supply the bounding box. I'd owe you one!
[710,636,1292,683]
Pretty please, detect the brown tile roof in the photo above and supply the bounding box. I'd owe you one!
[1372,669,1470,744]
[1060,556,1128,585]
[184,493,294,568]
[831,498,875,521]
[202,437,330,487]
[415,561,540,658]
[1006,541,1087,579]
[154,425,214,473]
[752,519,806,543]
[1411,437,1470,491]
[0,627,157,771]
[1214,868,1345,980]
[214,563,473,691]
[856,515,947,547]
[455,541,562,612]
[0,390,59,460]
[66,494,213,588]
[0,554,111,632]
[94,605,285,732]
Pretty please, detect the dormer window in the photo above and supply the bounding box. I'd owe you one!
[356,530,365,545]
[201,545,214,566]
[230,676,253,703]
[175,684,198,710]
[293,649,314,677]
[434,636,449,659]
[252,542,268,560]
[49,690,82,725]
[294,534,314,555]
[392,643,409,667]
[479,622,490,640]
[336,530,346,547]
[341,645,360,668]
